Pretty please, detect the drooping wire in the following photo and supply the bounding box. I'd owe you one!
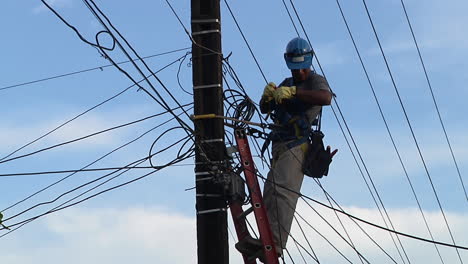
[177,52,193,95]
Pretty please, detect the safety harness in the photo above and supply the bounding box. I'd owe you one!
[262,76,334,178]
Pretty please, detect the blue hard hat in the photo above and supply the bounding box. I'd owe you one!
[284,37,313,70]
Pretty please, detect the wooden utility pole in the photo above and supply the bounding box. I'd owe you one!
[191,0,228,263]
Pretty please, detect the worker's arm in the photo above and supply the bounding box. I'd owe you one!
[296,88,332,106]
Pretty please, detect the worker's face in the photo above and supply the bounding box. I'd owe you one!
[291,68,311,82]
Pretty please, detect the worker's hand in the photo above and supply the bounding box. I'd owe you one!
[274,86,296,104]
[262,82,277,102]
[326,146,338,158]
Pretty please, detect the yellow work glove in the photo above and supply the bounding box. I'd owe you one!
[274,86,296,104]
[262,82,277,102]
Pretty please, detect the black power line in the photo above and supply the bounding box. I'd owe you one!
[333,1,446,263]
[360,1,463,263]
[1,105,192,213]
[0,47,190,92]
[398,0,467,202]
[281,1,411,262]
[0,53,189,163]
[0,103,192,166]
[253,172,468,251]
[222,0,268,84]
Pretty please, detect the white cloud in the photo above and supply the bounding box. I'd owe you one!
[0,113,122,156]
[1,205,466,264]
[314,42,347,67]
[1,207,197,264]
[289,202,468,263]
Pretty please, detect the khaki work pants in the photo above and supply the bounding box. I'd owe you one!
[263,141,306,249]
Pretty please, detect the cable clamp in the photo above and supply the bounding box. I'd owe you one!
[193,84,222,90]
[191,19,220,24]
[192,29,220,36]
[197,208,227,215]
[226,145,238,157]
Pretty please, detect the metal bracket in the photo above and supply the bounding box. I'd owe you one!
[195,171,213,176]
[192,29,220,36]
[193,84,222,90]
[197,208,227,215]
[226,145,238,157]
[196,177,214,182]
[196,194,223,197]
[200,138,224,143]
[192,19,220,24]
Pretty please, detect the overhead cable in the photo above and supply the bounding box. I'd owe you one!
[398,0,467,202]
[283,1,411,262]
[0,53,190,163]
[0,103,192,166]
[334,0,445,262]
[0,47,190,92]
[360,1,463,262]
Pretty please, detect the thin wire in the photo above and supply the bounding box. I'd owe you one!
[1,153,191,235]
[0,53,188,163]
[0,164,196,177]
[3,133,194,224]
[0,104,191,166]
[285,1,410,262]
[399,0,467,202]
[254,172,468,250]
[0,47,190,92]
[316,180,366,264]
[360,1,463,262]
[164,0,222,56]
[280,0,300,37]
[222,0,268,84]
[334,0,445,262]
[1,107,191,213]
[292,215,320,263]
[223,59,391,261]
[177,52,193,95]
[82,0,205,155]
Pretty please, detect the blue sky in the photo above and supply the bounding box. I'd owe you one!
[1,0,467,263]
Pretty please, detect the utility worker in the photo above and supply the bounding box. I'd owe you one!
[236,37,335,261]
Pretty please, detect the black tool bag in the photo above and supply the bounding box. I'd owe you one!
[302,130,333,178]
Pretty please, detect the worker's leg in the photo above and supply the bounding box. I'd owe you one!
[263,143,305,249]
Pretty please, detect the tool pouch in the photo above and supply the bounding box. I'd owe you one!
[302,130,333,178]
